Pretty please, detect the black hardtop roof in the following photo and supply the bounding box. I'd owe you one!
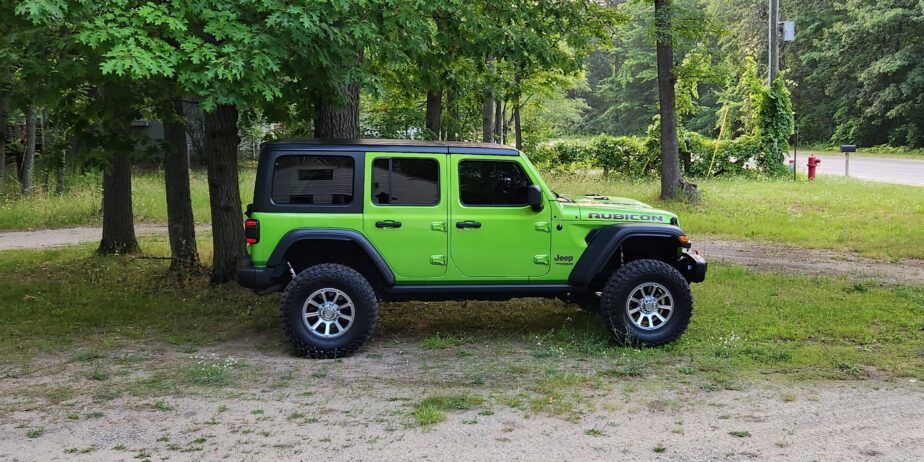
[264,138,520,156]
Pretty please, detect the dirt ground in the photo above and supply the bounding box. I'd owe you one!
[2,228,923,461]
[697,238,924,286]
[1,336,922,462]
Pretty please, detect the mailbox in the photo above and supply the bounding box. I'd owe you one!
[841,144,856,177]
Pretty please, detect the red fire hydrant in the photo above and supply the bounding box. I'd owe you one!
[807,155,821,180]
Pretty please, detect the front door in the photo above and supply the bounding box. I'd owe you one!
[363,153,448,279]
[449,156,552,279]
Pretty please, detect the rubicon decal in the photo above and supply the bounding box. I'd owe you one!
[587,213,666,222]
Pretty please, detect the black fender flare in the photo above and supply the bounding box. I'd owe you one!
[568,223,688,286]
[267,229,396,286]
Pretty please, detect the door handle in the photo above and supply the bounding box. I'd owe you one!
[375,220,402,229]
[455,221,482,229]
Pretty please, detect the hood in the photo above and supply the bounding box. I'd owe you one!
[558,194,678,225]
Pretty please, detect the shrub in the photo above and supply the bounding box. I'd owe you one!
[589,135,653,178]
[685,133,763,177]
[529,139,592,168]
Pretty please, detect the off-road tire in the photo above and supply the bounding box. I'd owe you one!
[280,263,378,358]
[600,259,692,347]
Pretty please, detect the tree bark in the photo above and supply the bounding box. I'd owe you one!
[655,0,683,200]
[513,97,523,151]
[495,99,504,144]
[314,81,359,139]
[482,93,494,143]
[55,140,68,195]
[203,104,245,284]
[425,89,442,139]
[164,98,199,272]
[482,55,495,143]
[98,154,139,254]
[0,90,7,191]
[21,105,36,196]
[445,88,459,141]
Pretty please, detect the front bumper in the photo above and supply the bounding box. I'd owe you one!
[236,257,277,292]
[678,252,707,283]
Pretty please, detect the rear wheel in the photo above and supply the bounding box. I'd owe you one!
[280,263,378,358]
[600,259,692,347]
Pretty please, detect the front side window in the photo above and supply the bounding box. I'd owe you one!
[371,158,440,206]
[459,160,531,206]
[272,155,354,205]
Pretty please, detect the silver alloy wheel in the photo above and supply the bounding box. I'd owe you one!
[625,282,674,331]
[302,288,355,339]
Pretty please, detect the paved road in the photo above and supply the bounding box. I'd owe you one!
[789,152,924,186]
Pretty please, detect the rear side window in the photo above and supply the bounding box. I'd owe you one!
[272,155,354,205]
[459,160,531,206]
[371,158,440,206]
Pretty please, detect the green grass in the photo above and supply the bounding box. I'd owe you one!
[801,144,924,159]
[412,394,484,427]
[546,173,924,259]
[0,236,275,360]
[3,168,921,260]
[420,332,465,350]
[1,165,922,259]
[0,233,922,390]
[0,168,254,230]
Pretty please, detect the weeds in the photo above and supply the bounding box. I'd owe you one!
[413,394,484,427]
[421,333,465,349]
[184,355,239,386]
[152,401,173,412]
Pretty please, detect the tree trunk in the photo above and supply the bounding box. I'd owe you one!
[21,105,36,196]
[203,104,245,284]
[426,89,442,139]
[495,99,504,144]
[0,90,7,191]
[655,0,683,200]
[482,93,494,143]
[513,73,523,150]
[98,154,139,254]
[314,81,359,139]
[55,140,67,194]
[164,98,199,272]
[513,97,523,151]
[482,55,495,143]
[445,88,458,141]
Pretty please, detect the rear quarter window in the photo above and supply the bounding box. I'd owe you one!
[272,155,354,205]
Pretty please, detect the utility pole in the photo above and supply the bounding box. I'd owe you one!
[768,0,780,85]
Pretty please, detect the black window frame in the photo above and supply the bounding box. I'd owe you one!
[458,159,533,208]
[370,157,441,207]
[253,150,365,214]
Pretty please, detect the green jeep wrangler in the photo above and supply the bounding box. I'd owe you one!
[238,139,707,358]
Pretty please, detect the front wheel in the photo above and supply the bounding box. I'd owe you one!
[600,259,693,347]
[280,263,378,358]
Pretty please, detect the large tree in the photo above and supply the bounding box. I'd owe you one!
[162,98,199,272]
[76,0,440,282]
[654,0,683,199]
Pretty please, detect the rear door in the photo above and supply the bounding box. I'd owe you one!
[449,156,552,279]
[363,152,448,279]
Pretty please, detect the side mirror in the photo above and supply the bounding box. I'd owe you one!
[527,185,544,212]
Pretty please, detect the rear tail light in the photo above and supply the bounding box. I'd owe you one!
[244,219,259,244]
